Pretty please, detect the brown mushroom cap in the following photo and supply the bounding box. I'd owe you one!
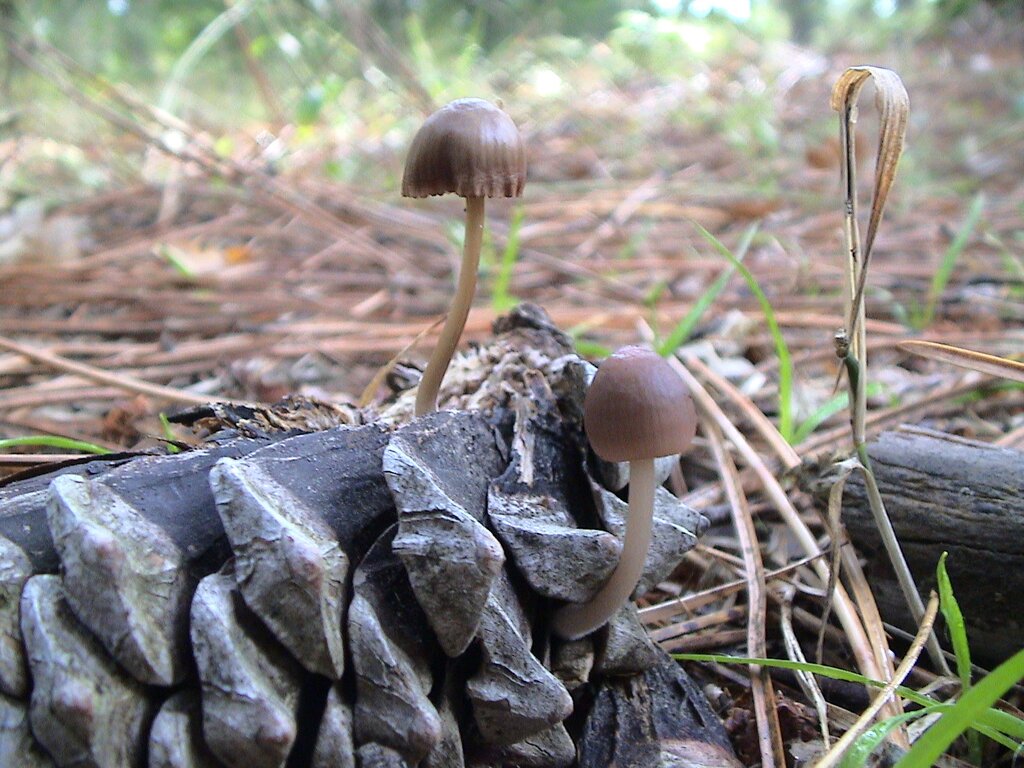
[583,346,697,463]
[402,98,526,199]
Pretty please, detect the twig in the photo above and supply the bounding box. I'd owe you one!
[0,335,225,407]
[639,552,827,624]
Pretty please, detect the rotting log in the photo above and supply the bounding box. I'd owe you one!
[0,304,738,767]
[801,427,1024,666]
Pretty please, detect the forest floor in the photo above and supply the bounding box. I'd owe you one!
[0,16,1022,767]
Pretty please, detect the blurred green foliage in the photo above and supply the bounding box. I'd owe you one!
[8,0,1017,106]
[2,0,1018,198]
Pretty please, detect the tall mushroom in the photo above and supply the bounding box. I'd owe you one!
[402,98,526,416]
[553,346,697,640]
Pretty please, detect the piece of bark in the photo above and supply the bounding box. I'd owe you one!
[213,425,394,678]
[466,569,573,745]
[190,568,304,768]
[0,693,54,768]
[20,574,155,768]
[578,653,741,768]
[311,684,355,768]
[0,537,31,698]
[488,373,619,602]
[349,526,442,762]
[385,411,507,657]
[148,691,224,768]
[802,428,1024,666]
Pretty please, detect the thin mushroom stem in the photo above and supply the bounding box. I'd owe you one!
[415,195,485,416]
[553,457,655,640]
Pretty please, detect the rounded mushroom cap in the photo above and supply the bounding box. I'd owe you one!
[583,345,697,463]
[402,98,526,199]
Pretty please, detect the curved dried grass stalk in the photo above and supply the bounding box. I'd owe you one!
[831,65,910,354]
[815,592,940,768]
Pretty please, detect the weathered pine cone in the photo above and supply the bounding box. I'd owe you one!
[0,305,739,768]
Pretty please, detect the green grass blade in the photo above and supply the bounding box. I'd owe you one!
[491,206,523,312]
[792,381,885,444]
[159,245,196,279]
[920,192,984,328]
[793,390,850,444]
[0,436,111,455]
[937,553,972,689]
[657,223,758,357]
[690,221,794,441]
[937,552,982,764]
[979,708,1024,742]
[572,338,613,359]
[895,647,1024,767]
[841,706,943,768]
[674,652,1023,751]
[676,652,881,686]
[158,413,182,454]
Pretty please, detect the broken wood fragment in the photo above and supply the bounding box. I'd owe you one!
[802,428,1024,666]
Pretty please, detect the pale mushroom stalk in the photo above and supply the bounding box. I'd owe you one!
[551,345,696,641]
[415,196,485,416]
[552,457,655,640]
[401,98,525,416]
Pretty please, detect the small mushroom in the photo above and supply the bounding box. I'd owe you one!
[552,346,697,640]
[402,98,526,416]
